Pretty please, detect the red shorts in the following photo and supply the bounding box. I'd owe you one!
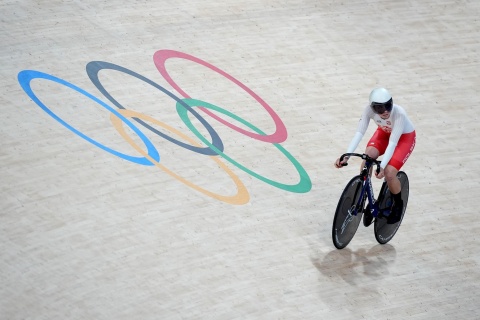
[367,128,416,170]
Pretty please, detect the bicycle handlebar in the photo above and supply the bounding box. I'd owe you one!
[339,153,382,175]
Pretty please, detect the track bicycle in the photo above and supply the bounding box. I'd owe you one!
[332,153,409,249]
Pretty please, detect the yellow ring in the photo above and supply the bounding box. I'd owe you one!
[110,109,250,205]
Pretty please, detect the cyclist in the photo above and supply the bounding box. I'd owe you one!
[334,87,416,225]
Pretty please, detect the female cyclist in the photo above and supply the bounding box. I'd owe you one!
[334,87,416,225]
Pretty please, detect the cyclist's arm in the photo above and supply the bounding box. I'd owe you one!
[346,105,371,153]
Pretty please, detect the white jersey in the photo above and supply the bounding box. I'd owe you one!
[346,104,415,168]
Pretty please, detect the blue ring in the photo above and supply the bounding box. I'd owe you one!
[18,70,159,165]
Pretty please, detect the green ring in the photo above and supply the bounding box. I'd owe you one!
[176,98,311,193]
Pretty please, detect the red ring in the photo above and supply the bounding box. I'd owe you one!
[153,49,287,143]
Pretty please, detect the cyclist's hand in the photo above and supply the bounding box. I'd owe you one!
[375,167,385,179]
[334,158,348,168]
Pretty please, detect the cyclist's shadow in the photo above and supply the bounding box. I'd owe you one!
[311,244,397,286]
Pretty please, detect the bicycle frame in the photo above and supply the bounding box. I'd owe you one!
[341,153,382,218]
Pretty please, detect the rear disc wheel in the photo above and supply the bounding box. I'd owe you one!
[374,171,409,244]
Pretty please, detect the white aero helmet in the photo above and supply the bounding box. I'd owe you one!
[369,87,393,114]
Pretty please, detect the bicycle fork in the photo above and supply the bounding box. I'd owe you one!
[340,178,370,234]
[340,207,356,234]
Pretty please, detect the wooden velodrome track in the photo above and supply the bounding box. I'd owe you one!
[1,1,479,319]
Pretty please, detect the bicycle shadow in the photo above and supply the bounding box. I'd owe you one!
[311,244,397,286]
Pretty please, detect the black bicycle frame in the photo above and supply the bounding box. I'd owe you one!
[340,153,382,218]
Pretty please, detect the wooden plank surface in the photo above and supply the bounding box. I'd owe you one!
[1,0,479,319]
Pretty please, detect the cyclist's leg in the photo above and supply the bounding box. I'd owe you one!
[384,165,400,193]
[361,146,380,174]
[362,129,388,226]
[385,131,416,223]
[361,146,381,226]
[362,128,388,174]
[385,164,403,223]
[386,131,416,192]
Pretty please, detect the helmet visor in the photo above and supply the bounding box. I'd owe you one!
[370,98,393,114]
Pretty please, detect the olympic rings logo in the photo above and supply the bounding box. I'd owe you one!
[17,49,311,205]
